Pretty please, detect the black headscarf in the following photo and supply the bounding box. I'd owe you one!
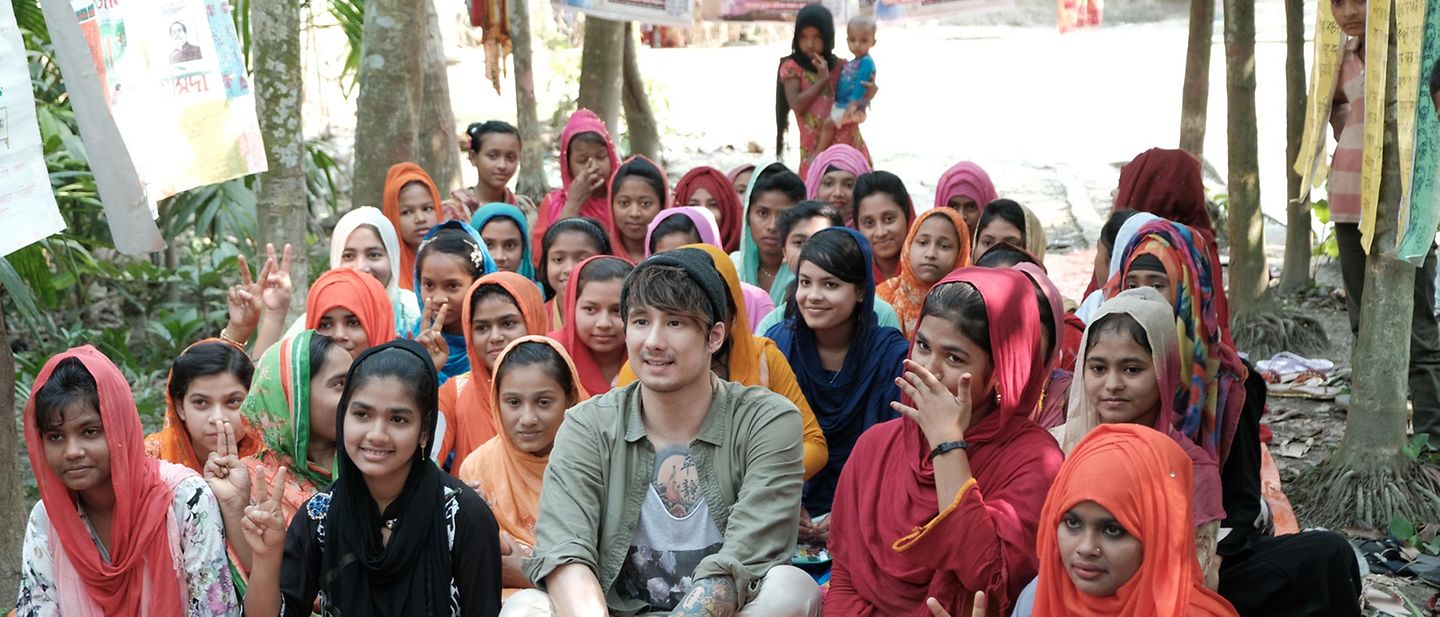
[323,339,452,616]
[775,3,840,155]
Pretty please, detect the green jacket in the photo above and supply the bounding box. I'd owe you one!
[525,376,804,615]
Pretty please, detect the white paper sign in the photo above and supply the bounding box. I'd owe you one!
[0,0,67,257]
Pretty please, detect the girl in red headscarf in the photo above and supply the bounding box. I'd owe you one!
[826,268,1064,617]
[674,166,745,252]
[382,162,443,291]
[20,346,240,615]
[606,155,670,262]
[305,267,398,358]
[547,255,635,396]
[531,109,619,262]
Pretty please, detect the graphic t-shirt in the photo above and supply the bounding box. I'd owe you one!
[615,486,724,611]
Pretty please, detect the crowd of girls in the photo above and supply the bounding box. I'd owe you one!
[16,5,1381,614]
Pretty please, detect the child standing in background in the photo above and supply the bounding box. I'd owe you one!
[817,16,877,153]
[776,3,872,177]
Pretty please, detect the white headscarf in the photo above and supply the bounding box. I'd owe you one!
[1074,212,1162,323]
[288,207,422,337]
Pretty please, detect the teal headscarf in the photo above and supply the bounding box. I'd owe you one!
[471,203,537,282]
[733,161,791,288]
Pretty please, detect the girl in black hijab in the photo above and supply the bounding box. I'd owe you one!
[241,339,502,616]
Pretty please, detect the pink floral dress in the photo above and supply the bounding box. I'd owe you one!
[780,58,871,178]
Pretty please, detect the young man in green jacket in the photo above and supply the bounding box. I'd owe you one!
[510,248,819,617]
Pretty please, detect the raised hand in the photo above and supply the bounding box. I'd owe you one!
[258,243,294,314]
[811,54,831,82]
[226,253,264,340]
[241,466,289,559]
[891,359,972,449]
[203,419,251,510]
[416,301,451,372]
[925,591,985,617]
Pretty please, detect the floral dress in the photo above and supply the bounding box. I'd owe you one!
[16,475,241,616]
[779,58,871,178]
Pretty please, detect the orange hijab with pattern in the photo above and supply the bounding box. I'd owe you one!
[451,272,548,460]
[876,208,971,336]
[144,339,261,473]
[458,336,587,547]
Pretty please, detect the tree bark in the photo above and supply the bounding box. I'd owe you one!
[253,0,311,317]
[1336,9,1411,470]
[1278,0,1311,292]
[0,302,21,604]
[621,23,660,161]
[512,0,549,199]
[576,16,625,133]
[418,0,461,194]
[352,0,425,211]
[1222,0,1268,315]
[1179,0,1214,158]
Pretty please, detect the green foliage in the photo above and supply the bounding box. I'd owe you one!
[1311,199,1340,259]
[1389,515,1440,557]
[328,0,365,94]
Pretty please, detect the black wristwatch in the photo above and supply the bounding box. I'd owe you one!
[928,440,969,461]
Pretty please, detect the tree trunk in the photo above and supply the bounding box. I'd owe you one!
[576,17,625,132]
[418,0,461,194]
[1278,0,1311,292]
[1179,0,1214,158]
[253,0,311,317]
[1222,0,1268,315]
[1335,9,1411,470]
[621,23,660,161]
[512,0,549,199]
[0,302,22,604]
[352,0,425,210]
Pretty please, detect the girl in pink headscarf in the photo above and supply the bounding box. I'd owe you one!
[805,144,872,225]
[935,161,999,235]
[530,109,619,265]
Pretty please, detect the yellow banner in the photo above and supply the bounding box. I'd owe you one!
[1294,0,1342,199]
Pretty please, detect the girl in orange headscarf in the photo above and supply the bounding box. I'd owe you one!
[877,208,971,337]
[436,271,548,470]
[457,336,586,597]
[305,267,397,358]
[1026,424,1236,617]
[382,162,443,291]
[615,243,829,481]
[145,339,261,474]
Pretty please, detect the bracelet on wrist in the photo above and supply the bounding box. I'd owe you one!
[219,328,249,348]
[928,440,969,462]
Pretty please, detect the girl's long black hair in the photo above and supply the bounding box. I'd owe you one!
[775,3,840,156]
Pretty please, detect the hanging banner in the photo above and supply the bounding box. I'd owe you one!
[719,0,846,22]
[1394,0,1440,263]
[554,0,694,27]
[861,0,1012,22]
[0,0,66,257]
[62,0,267,207]
[1294,0,1342,202]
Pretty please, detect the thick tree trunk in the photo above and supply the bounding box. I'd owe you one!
[0,304,21,603]
[253,0,311,316]
[1179,0,1214,158]
[512,0,549,198]
[621,23,660,161]
[1222,0,1268,315]
[418,0,461,194]
[1279,0,1311,292]
[1336,11,1411,469]
[576,17,625,132]
[352,0,425,210]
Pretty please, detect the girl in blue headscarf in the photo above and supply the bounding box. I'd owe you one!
[765,226,909,540]
[413,220,497,384]
[471,203,538,283]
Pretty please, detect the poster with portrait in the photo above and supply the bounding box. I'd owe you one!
[0,0,66,256]
[63,0,266,206]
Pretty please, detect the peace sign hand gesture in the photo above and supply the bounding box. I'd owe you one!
[416,301,451,372]
[891,359,972,450]
[203,419,251,511]
[241,466,289,560]
[259,243,294,314]
[226,253,264,340]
